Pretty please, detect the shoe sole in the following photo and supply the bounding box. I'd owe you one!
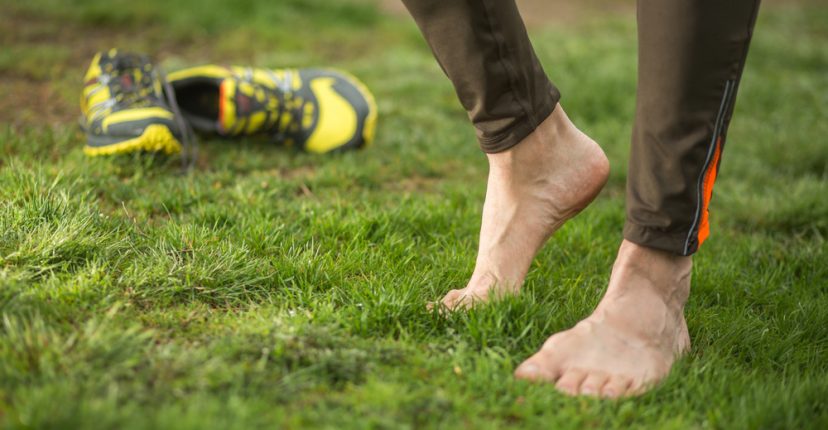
[84,124,182,156]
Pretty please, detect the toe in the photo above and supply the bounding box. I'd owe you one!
[578,371,610,397]
[439,289,464,310]
[514,352,562,383]
[555,369,587,396]
[451,295,476,310]
[600,375,632,398]
[626,377,653,397]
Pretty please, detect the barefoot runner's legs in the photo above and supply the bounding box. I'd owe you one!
[403,0,763,396]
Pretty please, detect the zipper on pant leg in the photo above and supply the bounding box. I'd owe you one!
[683,79,736,255]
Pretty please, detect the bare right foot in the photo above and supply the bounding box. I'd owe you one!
[436,104,609,310]
[514,240,692,398]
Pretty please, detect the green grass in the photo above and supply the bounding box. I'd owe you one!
[1,0,827,428]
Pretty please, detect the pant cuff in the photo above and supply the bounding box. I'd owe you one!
[623,221,696,256]
[477,93,557,153]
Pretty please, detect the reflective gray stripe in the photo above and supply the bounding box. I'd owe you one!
[683,79,735,255]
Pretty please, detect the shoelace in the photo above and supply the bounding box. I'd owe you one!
[159,68,197,172]
[238,68,304,144]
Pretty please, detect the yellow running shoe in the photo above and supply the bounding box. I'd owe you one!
[167,65,377,153]
[80,50,184,156]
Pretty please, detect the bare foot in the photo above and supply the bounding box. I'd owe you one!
[514,240,692,398]
[437,104,609,310]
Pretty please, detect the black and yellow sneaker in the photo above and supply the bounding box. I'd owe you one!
[167,65,377,153]
[80,50,184,156]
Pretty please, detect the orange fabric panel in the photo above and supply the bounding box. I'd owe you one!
[697,137,723,247]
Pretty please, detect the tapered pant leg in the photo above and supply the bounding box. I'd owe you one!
[625,0,762,255]
[401,0,559,153]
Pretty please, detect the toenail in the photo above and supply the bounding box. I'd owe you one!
[581,386,596,395]
[604,390,616,397]
[520,364,538,374]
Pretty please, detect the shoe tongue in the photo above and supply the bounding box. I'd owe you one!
[216,73,269,136]
[218,78,261,135]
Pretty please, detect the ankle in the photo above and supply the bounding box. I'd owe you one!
[537,103,575,140]
[609,240,692,308]
[486,105,571,167]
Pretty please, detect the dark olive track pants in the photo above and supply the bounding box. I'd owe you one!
[401,0,761,256]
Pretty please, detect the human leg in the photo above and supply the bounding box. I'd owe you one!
[515,0,761,397]
[401,0,609,309]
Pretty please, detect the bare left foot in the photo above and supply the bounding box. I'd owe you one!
[514,240,692,398]
[435,105,609,311]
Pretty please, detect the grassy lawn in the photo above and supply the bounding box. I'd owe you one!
[1,0,826,428]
